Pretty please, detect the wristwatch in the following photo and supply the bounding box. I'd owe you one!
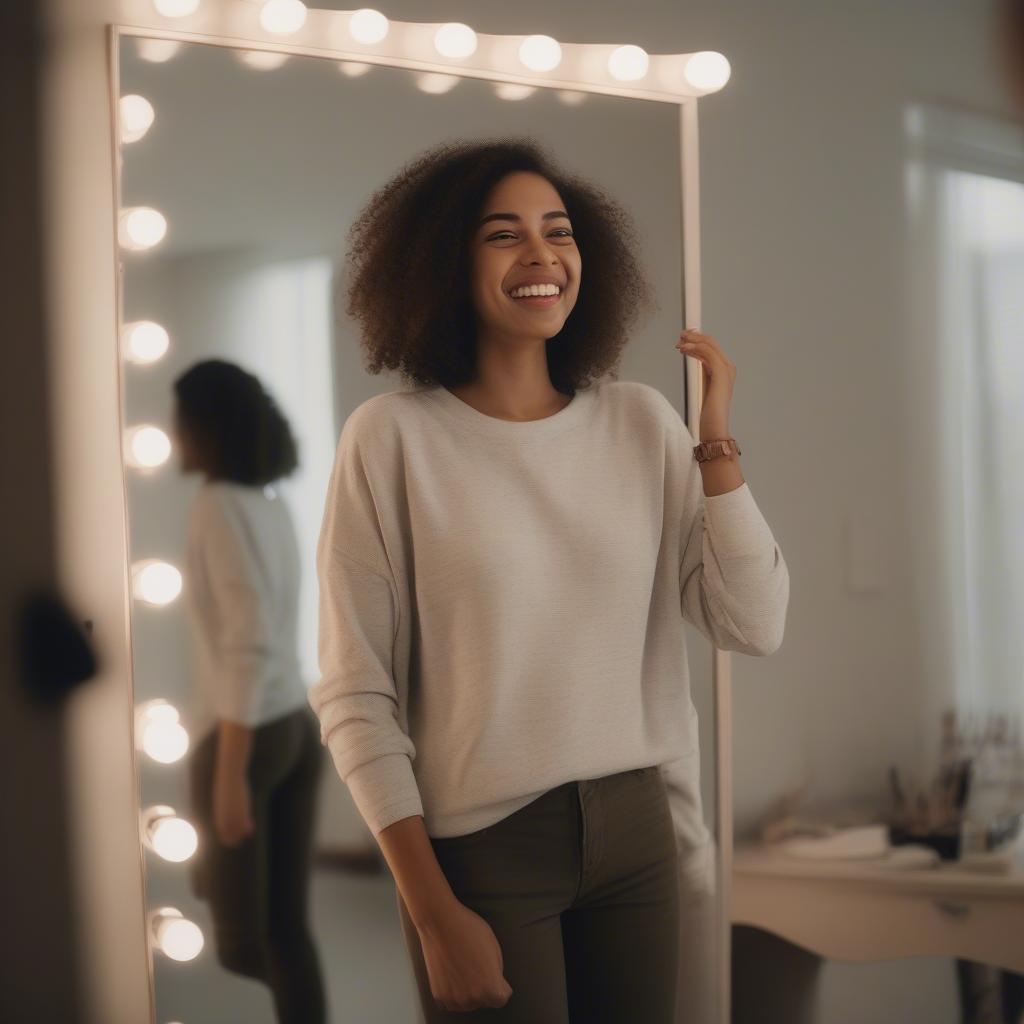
[693,438,741,463]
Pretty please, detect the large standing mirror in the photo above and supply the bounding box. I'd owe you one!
[116,28,723,1023]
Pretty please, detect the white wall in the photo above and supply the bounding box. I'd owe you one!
[42,1,1013,1022]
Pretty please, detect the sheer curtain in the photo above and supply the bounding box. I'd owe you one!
[904,104,1024,772]
[941,171,1024,722]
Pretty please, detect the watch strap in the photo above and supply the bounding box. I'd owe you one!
[693,438,741,462]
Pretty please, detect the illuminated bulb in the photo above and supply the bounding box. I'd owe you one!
[608,44,649,81]
[132,559,182,606]
[683,51,731,92]
[137,709,189,764]
[338,61,372,78]
[136,39,181,63]
[495,83,536,101]
[150,908,204,962]
[152,0,200,15]
[119,95,155,144]
[118,207,167,251]
[141,718,189,763]
[238,50,290,70]
[259,0,306,35]
[152,818,197,861]
[416,73,460,95]
[349,8,388,45]
[126,425,172,470]
[142,806,199,862]
[122,321,170,364]
[518,35,561,72]
[138,699,181,725]
[434,23,476,59]
[134,702,191,763]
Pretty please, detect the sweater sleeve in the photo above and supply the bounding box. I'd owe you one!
[678,431,790,656]
[307,424,424,838]
[198,490,271,725]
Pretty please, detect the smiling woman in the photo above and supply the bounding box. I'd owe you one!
[306,125,789,1023]
[340,138,657,398]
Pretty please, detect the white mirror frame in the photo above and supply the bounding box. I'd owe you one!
[107,8,733,1021]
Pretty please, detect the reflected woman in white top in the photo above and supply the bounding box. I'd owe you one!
[174,358,327,1024]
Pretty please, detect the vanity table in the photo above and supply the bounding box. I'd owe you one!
[729,841,1024,1023]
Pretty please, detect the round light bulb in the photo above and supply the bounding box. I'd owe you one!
[415,72,460,95]
[349,8,388,45]
[140,718,189,764]
[132,560,182,605]
[608,44,649,82]
[119,95,155,144]
[683,51,731,92]
[259,0,306,35]
[139,699,180,725]
[152,0,200,15]
[151,908,204,962]
[434,23,476,59]
[119,207,167,251]
[150,815,199,862]
[136,39,181,63]
[518,35,562,72]
[123,321,170,364]
[238,50,290,70]
[495,83,536,101]
[126,425,171,470]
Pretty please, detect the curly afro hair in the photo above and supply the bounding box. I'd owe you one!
[173,359,299,486]
[340,136,659,397]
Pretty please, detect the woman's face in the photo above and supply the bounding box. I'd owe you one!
[468,170,581,346]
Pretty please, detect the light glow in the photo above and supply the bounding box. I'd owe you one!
[118,207,168,251]
[126,425,172,470]
[122,321,170,364]
[434,23,477,59]
[132,559,182,606]
[119,95,155,144]
[683,51,731,92]
[608,45,649,82]
[259,0,307,35]
[518,35,561,73]
[349,8,388,45]
[150,908,204,962]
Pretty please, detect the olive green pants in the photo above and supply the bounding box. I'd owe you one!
[187,705,327,1024]
[396,765,681,1022]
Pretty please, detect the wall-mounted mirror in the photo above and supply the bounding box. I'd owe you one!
[116,32,725,1023]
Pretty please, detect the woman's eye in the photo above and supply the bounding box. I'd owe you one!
[488,229,574,240]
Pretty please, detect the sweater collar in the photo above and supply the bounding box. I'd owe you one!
[423,382,599,441]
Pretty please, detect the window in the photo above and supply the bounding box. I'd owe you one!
[905,103,1024,724]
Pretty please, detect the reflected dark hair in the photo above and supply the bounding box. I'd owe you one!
[173,359,299,485]
[341,136,658,395]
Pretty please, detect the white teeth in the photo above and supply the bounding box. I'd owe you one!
[509,283,560,298]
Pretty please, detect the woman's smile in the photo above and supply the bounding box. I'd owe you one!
[507,290,562,309]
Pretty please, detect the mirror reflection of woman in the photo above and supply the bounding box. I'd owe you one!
[309,138,788,1021]
[174,360,327,1024]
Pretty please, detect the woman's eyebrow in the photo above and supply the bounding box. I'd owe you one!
[477,210,570,228]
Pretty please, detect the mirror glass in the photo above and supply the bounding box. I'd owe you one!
[119,36,715,1023]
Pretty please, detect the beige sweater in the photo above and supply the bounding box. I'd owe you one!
[184,480,308,741]
[308,380,789,840]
